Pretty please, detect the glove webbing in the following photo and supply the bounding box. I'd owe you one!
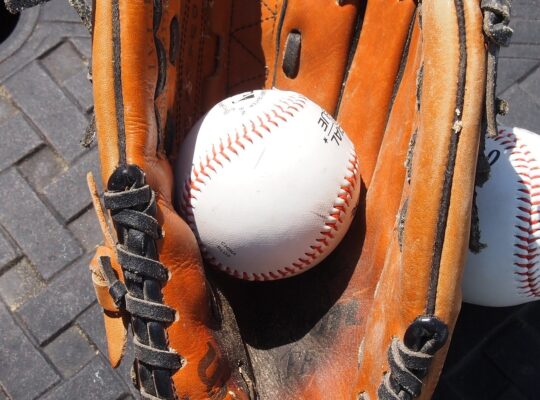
[103,165,182,400]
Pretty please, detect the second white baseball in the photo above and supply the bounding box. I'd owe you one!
[462,126,540,306]
[174,89,360,281]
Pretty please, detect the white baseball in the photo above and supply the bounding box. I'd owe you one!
[174,89,360,281]
[462,126,540,306]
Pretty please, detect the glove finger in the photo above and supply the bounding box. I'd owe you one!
[92,1,249,398]
[354,1,486,398]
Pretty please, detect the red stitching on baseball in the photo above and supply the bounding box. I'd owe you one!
[281,100,300,112]
[494,128,540,298]
[321,231,335,239]
[261,151,359,279]
[265,112,279,127]
[276,104,294,117]
[273,109,287,122]
[179,94,359,281]
[316,238,329,246]
[257,116,270,133]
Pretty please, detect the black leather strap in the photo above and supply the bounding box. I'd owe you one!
[104,164,181,400]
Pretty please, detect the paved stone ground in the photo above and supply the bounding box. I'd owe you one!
[0,1,135,399]
[0,1,538,399]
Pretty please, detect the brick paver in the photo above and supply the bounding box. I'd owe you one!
[0,228,18,269]
[43,325,98,378]
[0,302,59,399]
[17,146,66,191]
[16,254,95,344]
[0,257,45,310]
[4,62,89,161]
[42,358,127,400]
[42,149,100,221]
[0,1,538,399]
[0,113,42,171]
[0,169,84,279]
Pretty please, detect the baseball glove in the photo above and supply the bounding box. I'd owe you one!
[6,0,512,398]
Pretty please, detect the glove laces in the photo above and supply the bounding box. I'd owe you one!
[359,317,448,400]
[100,165,182,400]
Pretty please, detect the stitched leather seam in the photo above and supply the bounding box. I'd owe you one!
[179,94,358,280]
[493,128,540,298]
[227,1,278,93]
[261,0,277,16]
[228,72,267,91]
[230,35,266,66]
[231,15,278,34]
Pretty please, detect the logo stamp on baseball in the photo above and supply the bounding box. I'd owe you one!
[175,89,361,281]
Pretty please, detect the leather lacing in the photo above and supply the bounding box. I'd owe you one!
[471,0,513,252]
[359,317,448,400]
[481,0,513,138]
[100,165,182,400]
[378,317,448,400]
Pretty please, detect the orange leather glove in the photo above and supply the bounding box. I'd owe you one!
[8,0,511,398]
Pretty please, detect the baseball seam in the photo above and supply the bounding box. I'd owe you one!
[179,94,359,281]
[494,128,540,298]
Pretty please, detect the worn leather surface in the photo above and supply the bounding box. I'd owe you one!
[91,0,487,398]
[354,1,487,397]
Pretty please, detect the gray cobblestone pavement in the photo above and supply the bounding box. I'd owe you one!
[0,1,134,398]
[0,1,538,399]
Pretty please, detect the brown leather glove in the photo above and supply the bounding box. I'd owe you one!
[6,0,510,398]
